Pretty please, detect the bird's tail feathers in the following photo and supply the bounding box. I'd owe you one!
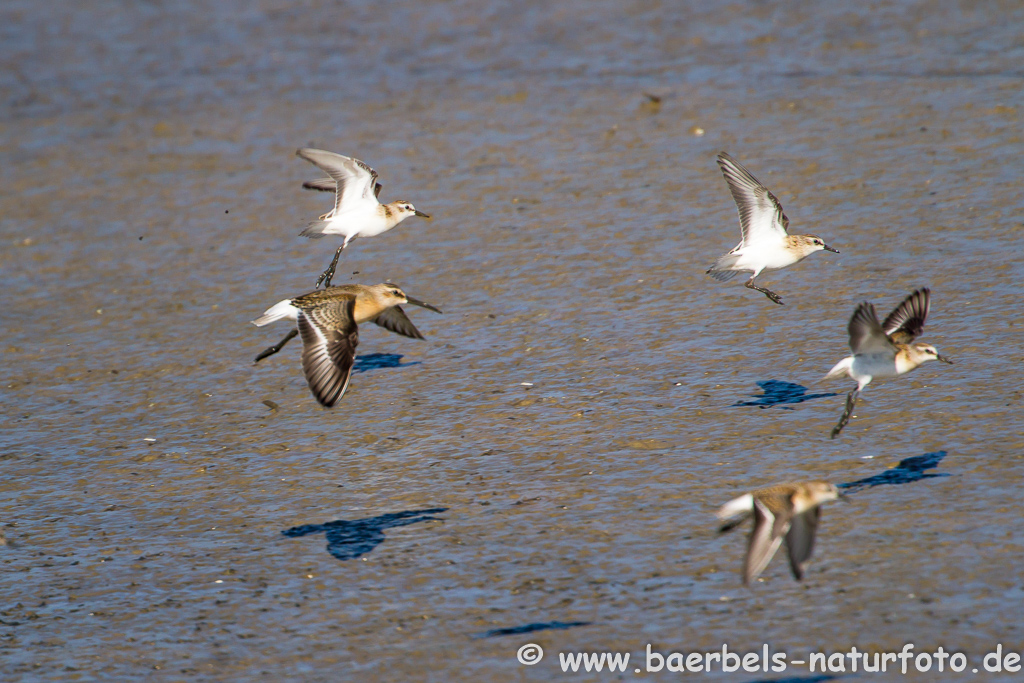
[300,221,329,239]
[251,299,296,327]
[716,493,754,528]
[706,253,741,281]
[824,357,853,381]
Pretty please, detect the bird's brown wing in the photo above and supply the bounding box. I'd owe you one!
[848,301,895,355]
[785,507,821,580]
[881,288,931,344]
[744,497,790,584]
[373,306,425,340]
[296,296,359,407]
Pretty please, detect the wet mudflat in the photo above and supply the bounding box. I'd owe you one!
[2,0,1023,680]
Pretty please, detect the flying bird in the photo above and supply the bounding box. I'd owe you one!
[251,284,440,407]
[707,152,839,305]
[826,288,952,438]
[252,283,441,364]
[296,148,429,288]
[717,481,842,585]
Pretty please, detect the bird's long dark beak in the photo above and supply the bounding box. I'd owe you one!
[405,296,442,314]
[823,244,840,253]
[414,209,430,218]
[937,354,954,365]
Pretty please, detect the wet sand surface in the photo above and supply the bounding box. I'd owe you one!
[2,0,1024,680]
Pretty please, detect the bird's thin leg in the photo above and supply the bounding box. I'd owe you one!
[254,329,298,364]
[830,388,860,439]
[317,245,346,289]
[745,276,784,305]
[316,236,357,288]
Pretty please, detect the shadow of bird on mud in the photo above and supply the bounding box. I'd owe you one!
[475,621,592,639]
[353,352,421,374]
[254,333,420,375]
[282,508,447,560]
[839,451,950,493]
[732,380,837,410]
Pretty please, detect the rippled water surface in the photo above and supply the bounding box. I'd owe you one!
[2,0,1023,680]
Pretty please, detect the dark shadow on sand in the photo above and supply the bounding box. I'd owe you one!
[733,380,837,410]
[839,451,949,493]
[282,508,447,560]
[476,621,592,639]
[353,352,421,374]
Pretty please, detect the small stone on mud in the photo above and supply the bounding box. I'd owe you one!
[262,400,279,411]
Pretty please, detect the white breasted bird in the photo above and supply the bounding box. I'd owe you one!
[826,287,953,438]
[296,148,429,288]
[707,152,839,305]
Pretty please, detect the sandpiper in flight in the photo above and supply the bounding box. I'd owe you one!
[296,148,429,288]
[707,152,839,305]
[717,481,841,585]
[252,283,442,363]
[251,285,437,407]
[826,287,952,438]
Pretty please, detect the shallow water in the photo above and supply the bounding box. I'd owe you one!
[2,0,1024,680]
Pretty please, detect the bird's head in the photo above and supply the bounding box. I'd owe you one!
[388,200,429,220]
[372,283,409,308]
[908,342,953,366]
[794,234,840,257]
[374,283,443,314]
[806,481,841,503]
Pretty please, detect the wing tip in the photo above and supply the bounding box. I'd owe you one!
[302,178,336,192]
[851,300,877,322]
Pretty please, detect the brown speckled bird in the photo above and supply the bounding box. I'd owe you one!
[717,481,842,585]
[251,284,441,407]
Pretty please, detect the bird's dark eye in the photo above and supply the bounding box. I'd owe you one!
[815,239,822,245]
[392,290,401,297]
